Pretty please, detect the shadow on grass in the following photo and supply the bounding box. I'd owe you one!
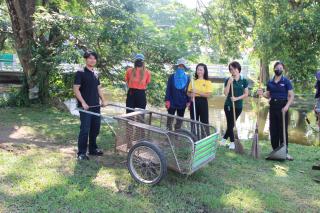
[0,107,79,149]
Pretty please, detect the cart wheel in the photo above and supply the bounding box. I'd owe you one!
[127,141,167,185]
[174,129,197,142]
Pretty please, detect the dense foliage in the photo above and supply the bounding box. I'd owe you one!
[1,0,205,106]
[202,0,320,88]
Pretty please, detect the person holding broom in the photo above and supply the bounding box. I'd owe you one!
[257,61,294,161]
[221,61,249,150]
[187,63,213,136]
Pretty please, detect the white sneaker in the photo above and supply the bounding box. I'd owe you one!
[219,138,227,146]
[229,142,235,150]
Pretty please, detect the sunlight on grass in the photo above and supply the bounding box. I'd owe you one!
[221,188,264,212]
[272,164,289,177]
[9,125,36,139]
[311,200,320,208]
[1,152,67,196]
[93,168,120,192]
[224,151,238,158]
[0,203,4,212]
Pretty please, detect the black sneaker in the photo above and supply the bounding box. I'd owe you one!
[312,165,320,170]
[88,149,104,156]
[77,154,89,160]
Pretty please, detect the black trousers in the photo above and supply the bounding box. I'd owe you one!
[126,88,147,113]
[167,107,186,130]
[269,99,289,152]
[78,107,101,155]
[190,97,210,137]
[223,105,242,142]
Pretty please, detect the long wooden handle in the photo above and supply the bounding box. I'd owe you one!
[282,110,286,147]
[191,72,197,120]
[191,71,198,136]
[256,63,263,130]
[230,80,237,129]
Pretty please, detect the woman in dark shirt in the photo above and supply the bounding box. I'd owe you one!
[221,61,249,150]
[258,61,294,160]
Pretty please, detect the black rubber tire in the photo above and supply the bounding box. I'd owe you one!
[127,141,167,185]
[174,128,197,142]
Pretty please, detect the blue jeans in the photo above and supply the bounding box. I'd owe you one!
[77,108,101,155]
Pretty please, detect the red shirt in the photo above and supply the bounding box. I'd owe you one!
[125,67,151,90]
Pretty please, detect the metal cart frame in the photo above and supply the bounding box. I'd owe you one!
[77,104,219,185]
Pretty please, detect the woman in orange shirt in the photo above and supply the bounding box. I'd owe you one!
[125,54,151,113]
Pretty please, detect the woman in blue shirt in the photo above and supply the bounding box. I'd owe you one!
[258,61,294,160]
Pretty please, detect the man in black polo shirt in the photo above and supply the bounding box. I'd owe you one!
[73,51,107,160]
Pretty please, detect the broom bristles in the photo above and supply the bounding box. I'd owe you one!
[251,133,260,159]
[233,128,245,154]
[235,139,245,154]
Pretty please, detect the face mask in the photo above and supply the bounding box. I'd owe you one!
[176,68,185,75]
[274,69,283,76]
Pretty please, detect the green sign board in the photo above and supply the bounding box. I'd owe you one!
[0,54,14,63]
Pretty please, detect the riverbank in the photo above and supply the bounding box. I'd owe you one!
[0,106,319,212]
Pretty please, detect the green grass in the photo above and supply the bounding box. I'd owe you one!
[0,106,320,212]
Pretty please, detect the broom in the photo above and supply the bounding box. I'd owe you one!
[230,80,245,154]
[251,67,262,159]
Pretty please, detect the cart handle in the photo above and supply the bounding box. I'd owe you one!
[75,108,115,123]
[105,103,216,129]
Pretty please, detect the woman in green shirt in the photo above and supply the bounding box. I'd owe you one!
[221,61,249,149]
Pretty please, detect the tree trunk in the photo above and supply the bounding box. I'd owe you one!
[260,58,270,85]
[0,34,6,50]
[5,0,39,100]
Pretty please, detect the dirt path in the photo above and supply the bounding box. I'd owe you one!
[0,123,76,155]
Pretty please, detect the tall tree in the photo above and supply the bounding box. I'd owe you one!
[201,0,320,87]
[5,1,36,99]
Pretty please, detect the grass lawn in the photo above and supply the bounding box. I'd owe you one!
[0,106,319,213]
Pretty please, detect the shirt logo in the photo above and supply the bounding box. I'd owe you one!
[280,83,285,86]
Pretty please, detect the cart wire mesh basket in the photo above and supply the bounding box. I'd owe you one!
[108,105,219,175]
